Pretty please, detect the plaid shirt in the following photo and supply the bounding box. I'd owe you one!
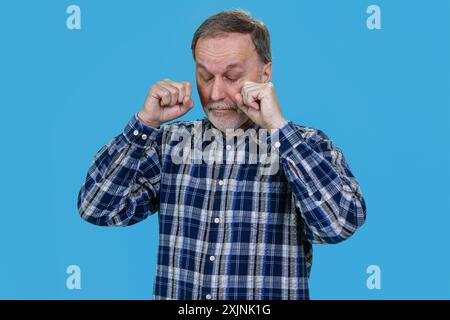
[78,114,366,300]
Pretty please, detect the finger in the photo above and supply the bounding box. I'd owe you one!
[241,86,251,104]
[235,92,261,123]
[242,88,260,110]
[161,82,180,106]
[171,96,194,118]
[243,80,274,92]
[169,81,186,104]
[153,85,171,107]
[243,81,258,88]
[234,93,249,115]
[242,82,264,97]
[182,95,194,109]
[184,82,192,101]
[242,82,261,92]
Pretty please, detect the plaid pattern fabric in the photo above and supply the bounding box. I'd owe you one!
[78,114,366,300]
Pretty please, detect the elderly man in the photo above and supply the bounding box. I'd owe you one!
[78,9,366,300]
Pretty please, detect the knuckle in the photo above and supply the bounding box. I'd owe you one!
[166,86,177,94]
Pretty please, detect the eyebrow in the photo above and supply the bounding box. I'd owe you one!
[197,62,244,73]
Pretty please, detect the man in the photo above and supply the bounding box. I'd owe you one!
[78,9,366,300]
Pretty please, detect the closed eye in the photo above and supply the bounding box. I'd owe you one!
[225,76,239,83]
[201,75,213,82]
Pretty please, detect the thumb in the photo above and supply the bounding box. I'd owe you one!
[183,96,194,108]
[178,96,194,114]
[235,93,249,115]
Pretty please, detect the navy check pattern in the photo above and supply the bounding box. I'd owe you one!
[78,114,366,300]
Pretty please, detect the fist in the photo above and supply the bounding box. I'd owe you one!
[138,79,194,128]
[235,81,287,130]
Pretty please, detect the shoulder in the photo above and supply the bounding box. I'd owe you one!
[161,118,207,134]
[163,119,202,131]
[285,122,331,145]
[159,118,207,143]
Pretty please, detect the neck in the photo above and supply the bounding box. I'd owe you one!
[223,118,254,140]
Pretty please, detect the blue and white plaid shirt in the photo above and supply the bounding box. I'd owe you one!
[78,114,366,300]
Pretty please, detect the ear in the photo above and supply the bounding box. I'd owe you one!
[261,62,272,83]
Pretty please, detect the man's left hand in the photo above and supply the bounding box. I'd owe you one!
[235,81,288,130]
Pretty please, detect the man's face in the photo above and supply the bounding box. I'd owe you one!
[195,33,271,132]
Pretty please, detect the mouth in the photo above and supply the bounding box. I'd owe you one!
[210,108,236,115]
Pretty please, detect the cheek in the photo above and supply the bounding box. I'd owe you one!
[226,83,243,100]
[197,83,209,103]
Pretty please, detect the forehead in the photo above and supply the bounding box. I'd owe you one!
[195,33,257,72]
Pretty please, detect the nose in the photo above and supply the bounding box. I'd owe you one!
[210,78,226,101]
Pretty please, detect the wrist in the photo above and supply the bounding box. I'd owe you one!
[137,111,161,129]
[267,118,288,130]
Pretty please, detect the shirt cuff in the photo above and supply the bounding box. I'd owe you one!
[122,114,160,148]
[273,121,307,158]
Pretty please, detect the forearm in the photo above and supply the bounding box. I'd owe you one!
[276,122,366,243]
[77,115,162,226]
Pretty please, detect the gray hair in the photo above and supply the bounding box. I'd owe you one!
[191,9,272,64]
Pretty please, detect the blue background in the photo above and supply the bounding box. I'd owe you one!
[0,0,449,299]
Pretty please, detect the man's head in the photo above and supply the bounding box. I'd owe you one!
[192,10,273,132]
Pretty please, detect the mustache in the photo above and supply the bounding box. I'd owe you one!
[207,102,238,110]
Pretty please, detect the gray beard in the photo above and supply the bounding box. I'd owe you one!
[206,102,245,131]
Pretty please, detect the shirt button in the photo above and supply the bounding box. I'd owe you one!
[214,218,220,224]
[141,134,148,140]
[218,180,224,186]
[206,294,211,300]
[133,130,139,136]
[226,144,232,151]
[274,141,281,148]
[209,255,215,262]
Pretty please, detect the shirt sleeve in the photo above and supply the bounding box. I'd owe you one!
[77,114,162,226]
[276,122,367,244]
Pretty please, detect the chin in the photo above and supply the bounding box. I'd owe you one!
[208,113,248,132]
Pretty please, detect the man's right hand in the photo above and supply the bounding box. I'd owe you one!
[137,79,195,128]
